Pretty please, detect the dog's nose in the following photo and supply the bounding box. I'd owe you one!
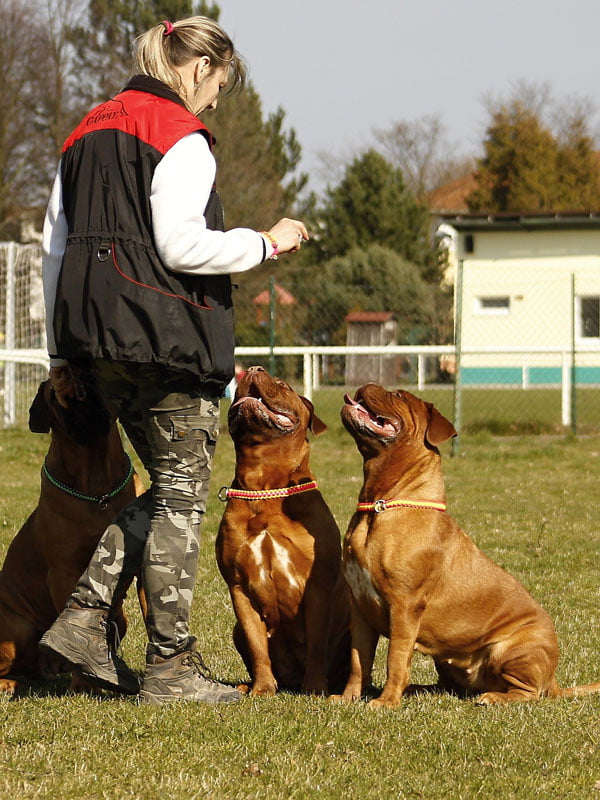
[247,366,266,374]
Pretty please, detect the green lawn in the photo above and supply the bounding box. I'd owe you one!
[332,385,600,436]
[0,396,599,799]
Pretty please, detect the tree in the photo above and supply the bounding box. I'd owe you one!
[291,244,440,347]
[311,149,441,282]
[29,0,89,200]
[375,113,473,201]
[0,0,39,224]
[467,85,600,213]
[69,0,209,104]
[207,94,305,228]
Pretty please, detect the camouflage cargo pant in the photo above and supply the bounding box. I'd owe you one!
[72,360,220,658]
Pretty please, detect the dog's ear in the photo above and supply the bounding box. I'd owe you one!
[424,402,457,446]
[28,381,52,433]
[300,396,328,436]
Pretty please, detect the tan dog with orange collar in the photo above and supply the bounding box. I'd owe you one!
[336,383,600,707]
[216,366,350,696]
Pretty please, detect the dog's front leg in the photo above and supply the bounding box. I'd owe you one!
[230,585,278,696]
[369,602,420,708]
[333,595,378,702]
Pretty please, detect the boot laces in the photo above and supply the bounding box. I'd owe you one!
[102,617,124,658]
[182,650,217,682]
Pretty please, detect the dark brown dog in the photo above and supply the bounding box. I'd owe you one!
[216,366,350,696]
[0,375,144,694]
[337,383,600,707]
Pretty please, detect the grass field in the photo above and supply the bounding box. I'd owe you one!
[0,392,599,799]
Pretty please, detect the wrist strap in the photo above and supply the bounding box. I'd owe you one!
[260,231,279,260]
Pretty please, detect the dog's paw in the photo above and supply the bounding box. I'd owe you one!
[368,696,403,709]
[249,682,278,697]
[0,678,17,695]
[329,690,361,704]
[475,691,509,705]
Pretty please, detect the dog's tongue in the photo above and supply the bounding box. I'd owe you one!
[230,395,262,410]
[344,393,364,409]
[231,395,293,427]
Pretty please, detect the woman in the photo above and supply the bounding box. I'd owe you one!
[39,16,307,705]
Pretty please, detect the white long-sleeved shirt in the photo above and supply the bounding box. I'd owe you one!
[42,131,270,362]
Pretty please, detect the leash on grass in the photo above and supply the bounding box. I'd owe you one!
[42,454,134,509]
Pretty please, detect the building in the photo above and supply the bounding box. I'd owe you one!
[437,213,600,385]
[345,311,401,385]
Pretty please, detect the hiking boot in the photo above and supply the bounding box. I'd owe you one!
[38,601,139,695]
[139,644,242,705]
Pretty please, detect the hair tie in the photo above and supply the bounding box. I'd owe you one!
[162,20,174,36]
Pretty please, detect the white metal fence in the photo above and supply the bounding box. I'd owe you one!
[1,242,599,434]
[0,242,49,426]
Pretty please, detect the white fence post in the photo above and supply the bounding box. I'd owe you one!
[522,359,529,391]
[417,354,425,391]
[303,352,313,402]
[312,354,320,391]
[4,242,16,426]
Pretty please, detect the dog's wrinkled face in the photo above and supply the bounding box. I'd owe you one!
[228,366,325,441]
[341,383,456,451]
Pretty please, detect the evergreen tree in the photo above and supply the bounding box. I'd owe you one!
[312,149,440,282]
[292,244,440,346]
[207,94,305,228]
[555,112,600,211]
[69,1,209,102]
[467,94,600,213]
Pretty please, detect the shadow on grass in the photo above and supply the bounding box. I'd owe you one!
[6,673,140,701]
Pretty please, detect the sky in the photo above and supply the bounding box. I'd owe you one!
[218,0,600,194]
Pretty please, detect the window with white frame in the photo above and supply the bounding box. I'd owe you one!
[474,296,511,316]
[577,295,600,339]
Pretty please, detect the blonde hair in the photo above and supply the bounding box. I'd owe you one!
[133,16,246,109]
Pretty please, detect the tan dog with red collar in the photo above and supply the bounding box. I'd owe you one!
[336,383,600,707]
[0,374,144,694]
[216,366,350,696]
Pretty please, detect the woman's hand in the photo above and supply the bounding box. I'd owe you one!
[49,365,86,408]
[266,218,309,255]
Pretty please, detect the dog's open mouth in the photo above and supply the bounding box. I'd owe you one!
[229,389,296,432]
[343,393,398,438]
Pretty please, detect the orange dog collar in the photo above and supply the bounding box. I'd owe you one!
[357,498,447,514]
[219,481,318,502]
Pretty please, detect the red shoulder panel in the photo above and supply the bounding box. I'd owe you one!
[62,91,211,155]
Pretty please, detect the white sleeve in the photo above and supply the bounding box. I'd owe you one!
[42,165,68,364]
[151,133,268,274]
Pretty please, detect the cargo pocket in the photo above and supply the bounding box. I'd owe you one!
[168,414,219,486]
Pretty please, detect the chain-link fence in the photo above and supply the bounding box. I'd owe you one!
[2,238,599,434]
[449,220,600,435]
[229,221,600,435]
[0,243,48,425]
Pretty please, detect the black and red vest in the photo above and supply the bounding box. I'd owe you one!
[53,75,234,391]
